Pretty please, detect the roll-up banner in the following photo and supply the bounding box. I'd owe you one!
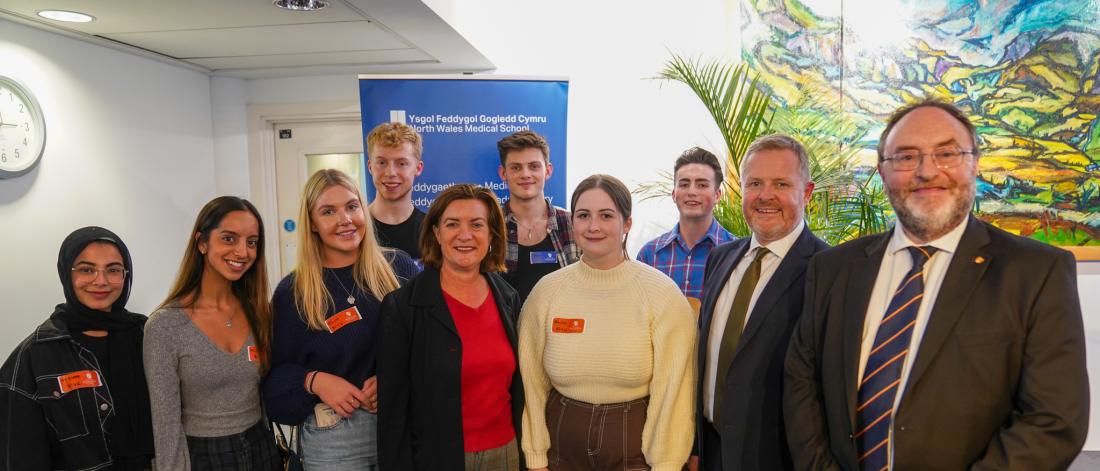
[358,75,569,210]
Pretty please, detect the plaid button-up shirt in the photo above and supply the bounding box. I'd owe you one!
[503,198,581,272]
[635,218,736,299]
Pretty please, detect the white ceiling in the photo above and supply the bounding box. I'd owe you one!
[0,0,494,78]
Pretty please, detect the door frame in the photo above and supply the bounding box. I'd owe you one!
[247,100,360,288]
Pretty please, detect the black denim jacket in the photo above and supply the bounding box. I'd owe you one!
[0,317,117,470]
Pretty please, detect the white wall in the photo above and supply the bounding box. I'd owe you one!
[433,0,733,255]
[1081,263,1100,449]
[0,18,217,353]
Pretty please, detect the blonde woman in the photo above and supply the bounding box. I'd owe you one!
[144,196,280,470]
[263,169,417,470]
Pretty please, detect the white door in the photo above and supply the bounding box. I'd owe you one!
[273,120,365,276]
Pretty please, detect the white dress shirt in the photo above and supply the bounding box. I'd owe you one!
[704,221,804,423]
[858,215,968,467]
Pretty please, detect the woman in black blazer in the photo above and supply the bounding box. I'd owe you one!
[378,184,524,471]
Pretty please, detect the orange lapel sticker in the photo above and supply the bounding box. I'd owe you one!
[552,318,585,334]
[57,370,102,394]
[247,345,259,362]
[325,306,363,333]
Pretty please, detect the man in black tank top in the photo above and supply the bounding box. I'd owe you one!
[366,122,426,261]
[496,131,580,304]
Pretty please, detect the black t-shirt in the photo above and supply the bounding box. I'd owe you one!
[506,235,561,305]
[374,208,425,260]
[71,333,152,471]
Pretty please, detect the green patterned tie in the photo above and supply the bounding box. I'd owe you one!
[713,246,770,428]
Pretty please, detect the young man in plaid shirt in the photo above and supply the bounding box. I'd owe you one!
[636,147,735,310]
[497,130,581,303]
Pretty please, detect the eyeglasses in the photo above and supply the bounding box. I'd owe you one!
[882,147,975,171]
[71,265,128,284]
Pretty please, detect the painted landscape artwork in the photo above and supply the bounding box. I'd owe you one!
[741,0,1100,253]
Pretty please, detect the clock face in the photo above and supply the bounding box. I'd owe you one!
[0,76,46,178]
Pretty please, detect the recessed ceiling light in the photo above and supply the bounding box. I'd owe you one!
[37,10,95,23]
[273,0,328,11]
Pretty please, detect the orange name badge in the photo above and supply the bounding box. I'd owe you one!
[551,318,585,334]
[247,345,259,362]
[57,370,102,394]
[325,306,363,333]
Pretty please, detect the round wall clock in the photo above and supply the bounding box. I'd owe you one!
[0,75,46,179]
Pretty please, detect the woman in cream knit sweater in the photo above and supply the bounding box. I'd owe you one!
[518,174,696,471]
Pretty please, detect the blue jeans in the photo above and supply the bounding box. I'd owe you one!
[300,407,378,471]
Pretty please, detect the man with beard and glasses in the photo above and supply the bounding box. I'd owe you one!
[784,99,1088,470]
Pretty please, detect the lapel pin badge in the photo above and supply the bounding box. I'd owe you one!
[974,256,985,264]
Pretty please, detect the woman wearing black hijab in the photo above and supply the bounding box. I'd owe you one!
[0,226,154,470]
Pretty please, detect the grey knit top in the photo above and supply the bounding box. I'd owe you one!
[143,306,262,471]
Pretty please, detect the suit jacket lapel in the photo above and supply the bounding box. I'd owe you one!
[699,239,751,343]
[697,239,750,390]
[902,217,991,398]
[486,273,519,348]
[843,231,890,430]
[736,226,815,356]
[410,266,459,336]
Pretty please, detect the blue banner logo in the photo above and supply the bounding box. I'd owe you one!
[359,77,569,210]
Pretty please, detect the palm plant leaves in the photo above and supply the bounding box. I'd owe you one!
[657,54,774,202]
[641,54,893,244]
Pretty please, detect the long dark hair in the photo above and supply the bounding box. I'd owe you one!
[161,196,272,373]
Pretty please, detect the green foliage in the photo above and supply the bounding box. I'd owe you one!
[640,54,894,245]
[657,55,774,203]
[806,170,893,244]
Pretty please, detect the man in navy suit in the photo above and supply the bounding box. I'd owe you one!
[693,134,828,471]
[784,99,1088,470]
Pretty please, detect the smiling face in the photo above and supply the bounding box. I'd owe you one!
[310,184,366,267]
[70,242,126,312]
[672,163,721,222]
[198,210,260,282]
[433,198,490,274]
[499,147,552,203]
[879,106,978,243]
[740,148,813,244]
[573,188,632,269]
[368,142,423,203]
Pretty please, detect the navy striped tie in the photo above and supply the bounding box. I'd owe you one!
[856,245,936,470]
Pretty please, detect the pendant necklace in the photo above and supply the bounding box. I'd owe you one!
[520,217,547,242]
[225,311,238,328]
[332,271,356,305]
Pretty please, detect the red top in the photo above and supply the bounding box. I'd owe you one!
[443,288,516,452]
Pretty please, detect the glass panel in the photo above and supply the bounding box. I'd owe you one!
[305,153,367,191]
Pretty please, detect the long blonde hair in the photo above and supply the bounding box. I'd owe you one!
[294,169,401,330]
[161,196,272,373]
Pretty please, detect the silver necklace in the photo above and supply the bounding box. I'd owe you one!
[332,272,356,305]
[519,217,547,241]
[225,311,238,328]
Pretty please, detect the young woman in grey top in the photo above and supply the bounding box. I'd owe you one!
[144,197,280,470]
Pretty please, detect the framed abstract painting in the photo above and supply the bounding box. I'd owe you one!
[742,0,1100,259]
